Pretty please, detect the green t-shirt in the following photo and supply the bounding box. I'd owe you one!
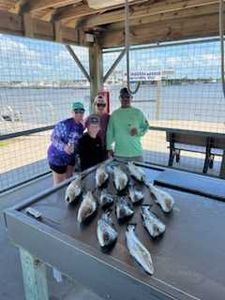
[106,107,149,157]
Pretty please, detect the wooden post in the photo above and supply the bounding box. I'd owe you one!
[19,248,49,300]
[156,79,161,120]
[89,43,103,112]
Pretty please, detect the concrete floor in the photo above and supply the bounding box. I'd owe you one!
[0,174,102,300]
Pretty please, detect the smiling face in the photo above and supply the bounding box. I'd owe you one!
[72,108,85,123]
[120,95,132,108]
[94,95,107,115]
[87,123,100,137]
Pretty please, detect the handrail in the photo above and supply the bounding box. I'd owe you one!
[220,0,225,98]
[0,125,54,141]
[125,0,140,95]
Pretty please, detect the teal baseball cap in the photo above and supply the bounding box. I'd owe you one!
[71,102,85,111]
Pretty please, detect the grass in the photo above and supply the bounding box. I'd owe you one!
[0,141,9,147]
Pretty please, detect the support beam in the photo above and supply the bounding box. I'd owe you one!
[23,13,34,37]
[71,0,220,27]
[0,10,86,46]
[54,21,63,42]
[89,43,103,110]
[19,248,48,300]
[101,13,224,48]
[103,48,126,83]
[65,45,91,82]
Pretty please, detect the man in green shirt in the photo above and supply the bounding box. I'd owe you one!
[106,87,149,162]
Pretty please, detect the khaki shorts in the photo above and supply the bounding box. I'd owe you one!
[114,155,143,163]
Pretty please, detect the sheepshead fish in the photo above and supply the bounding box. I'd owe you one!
[99,189,114,209]
[127,161,145,182]
[97,211,118,248]
[115,196,134,221]
[126,224,154,275]
[141,205,166,238]
[65,175,82,204]
[95,164,109,187]
[128,185,144,204]
[147,183,175,213]
[77,191,97,223]
[113,166,128,191]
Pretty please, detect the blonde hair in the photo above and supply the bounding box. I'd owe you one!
[93,94,106,113]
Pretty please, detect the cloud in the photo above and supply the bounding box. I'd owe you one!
[0,36,38,58]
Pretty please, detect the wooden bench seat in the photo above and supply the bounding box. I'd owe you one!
[166,129,225,175]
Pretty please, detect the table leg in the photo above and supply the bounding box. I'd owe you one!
[19,248,49,300]
[220,150,225,178]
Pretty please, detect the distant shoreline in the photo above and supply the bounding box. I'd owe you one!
[0,80,219,89]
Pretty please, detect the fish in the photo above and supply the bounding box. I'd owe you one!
[77,191,97,223]
[97,211,118,248]
[99,189,114,209]
[141,205,166,238]
[126,224,154,275]
[113,166,128,191]
[115,196,134,221]
[95,164,109,187]
[147,183,175,213]
[65,175,82,204]
[128,185,144,204]
[127,161,145,182]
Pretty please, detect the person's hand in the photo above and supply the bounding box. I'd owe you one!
[108,150,114,158]
[64,144,73,155]
[130,127,138,136]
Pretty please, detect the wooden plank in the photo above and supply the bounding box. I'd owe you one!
[53,0,150,22]
[52,3,98,21]
[101,13,224,48]
[22,0,81,13]
[0,10,87,46]
[101,3,220,31]
[77,0,219,28]
[19,248,49,300]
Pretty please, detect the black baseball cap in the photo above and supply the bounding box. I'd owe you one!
[120,87,131,99]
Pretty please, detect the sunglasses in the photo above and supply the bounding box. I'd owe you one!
[96,103,106,107]
[74,109,85,114]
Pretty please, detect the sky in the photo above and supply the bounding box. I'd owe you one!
[0,33,222,81]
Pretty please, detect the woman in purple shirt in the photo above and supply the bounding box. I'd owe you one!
[93,94,110,159]
[47,102,85,185]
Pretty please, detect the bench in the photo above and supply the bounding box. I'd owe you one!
[166,129,225,176]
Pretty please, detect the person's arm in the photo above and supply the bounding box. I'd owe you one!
[106,114,114,151]
[51,122,66,151]
[78,136,88,171]
[137,111,149,137]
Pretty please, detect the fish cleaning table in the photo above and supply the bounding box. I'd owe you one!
[4,162,225,300]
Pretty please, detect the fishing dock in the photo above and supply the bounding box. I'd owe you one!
[0,0,225,299]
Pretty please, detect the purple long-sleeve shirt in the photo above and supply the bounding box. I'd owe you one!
[47,118,84,166]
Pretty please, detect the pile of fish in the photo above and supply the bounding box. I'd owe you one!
[64,161,176,276]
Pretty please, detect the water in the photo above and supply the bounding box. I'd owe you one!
[0,83,225,129]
